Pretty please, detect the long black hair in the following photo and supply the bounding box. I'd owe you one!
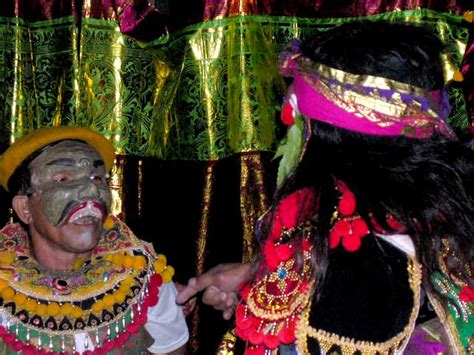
[260,22,473,296]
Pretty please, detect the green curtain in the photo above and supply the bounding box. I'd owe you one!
[0,2,472,352]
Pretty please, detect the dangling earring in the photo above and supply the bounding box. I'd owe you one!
[329,180,369,252]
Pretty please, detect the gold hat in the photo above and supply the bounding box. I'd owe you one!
[0,126,116,191]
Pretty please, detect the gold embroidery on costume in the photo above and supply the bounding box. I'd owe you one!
[297,60,441,132]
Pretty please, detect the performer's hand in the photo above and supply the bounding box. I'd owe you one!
[176,263,252,320]
[174,282,196,317]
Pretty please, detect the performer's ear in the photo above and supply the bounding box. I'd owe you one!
[12,195,32,224]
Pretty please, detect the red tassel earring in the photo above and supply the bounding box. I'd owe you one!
[329,180,369,252]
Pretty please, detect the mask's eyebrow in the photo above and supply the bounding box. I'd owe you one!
[46,158,75,166]
[45,158,104,168]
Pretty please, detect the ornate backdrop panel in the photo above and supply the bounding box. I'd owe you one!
[0,1,473,353]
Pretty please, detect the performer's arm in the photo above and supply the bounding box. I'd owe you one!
[176,262,253,319]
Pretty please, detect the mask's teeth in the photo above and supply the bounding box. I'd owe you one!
[68,201,103,223]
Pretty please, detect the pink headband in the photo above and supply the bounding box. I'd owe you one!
[279,41,456,140]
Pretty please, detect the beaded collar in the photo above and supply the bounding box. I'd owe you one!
[0,215,175,354]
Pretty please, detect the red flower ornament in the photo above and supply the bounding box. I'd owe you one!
[281,101,295,126]
[264,333,280,349]
[338,192,356,216]
[270,188,315,240]
[330,181,370,252]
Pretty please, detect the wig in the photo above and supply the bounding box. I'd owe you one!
[259,22,473,305]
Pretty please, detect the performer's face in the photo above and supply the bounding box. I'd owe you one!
[25,140,111,253]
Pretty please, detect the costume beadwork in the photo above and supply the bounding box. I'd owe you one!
[236,185,473,354]
[0,215,175,354]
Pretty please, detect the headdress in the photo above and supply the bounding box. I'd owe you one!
[274,39,457,187]
[279,39,456,140]
[0,126,116,191]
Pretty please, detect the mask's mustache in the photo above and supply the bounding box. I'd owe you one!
[56,199,108,226]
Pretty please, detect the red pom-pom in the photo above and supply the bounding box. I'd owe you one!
[150,274,163,288]
[0,326,6,336]
[246,345,266,355]
[459,286,474,303]
[278,189,314,229]
[240,285,251,299]
[351,218,369,238]
[148,284,159,297]
[236,305,253,330]
[275,244,293,261]
[127,321,141,334]
[281,101,295,126]
[123,331,131,342]
[263,333,280,349]
[264,243,281,270]
[146,293,159,307]
[270,215,283,239]
[116,332,129,347]
[135,312,147,325]
[278,324,296,344]
[338,192,356,216]
[342,234,362,252]
[10,340,24,352]
[103,340,114,352]
[278,197,299,229]
[108,339,118,351]
[3,333,14,343]
[22,345,37,355]
[235,325,249,340]
[249,329,264,345]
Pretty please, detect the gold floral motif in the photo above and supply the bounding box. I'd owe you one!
[246,236,314,322]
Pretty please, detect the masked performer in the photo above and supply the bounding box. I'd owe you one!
[178,22,473,354]
[0,127,188,354]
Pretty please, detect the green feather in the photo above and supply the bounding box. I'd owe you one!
[274,115,304,188]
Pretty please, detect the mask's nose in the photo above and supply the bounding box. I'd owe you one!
[77,178,100,201]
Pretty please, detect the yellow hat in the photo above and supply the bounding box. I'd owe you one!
[0,126,116,191]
